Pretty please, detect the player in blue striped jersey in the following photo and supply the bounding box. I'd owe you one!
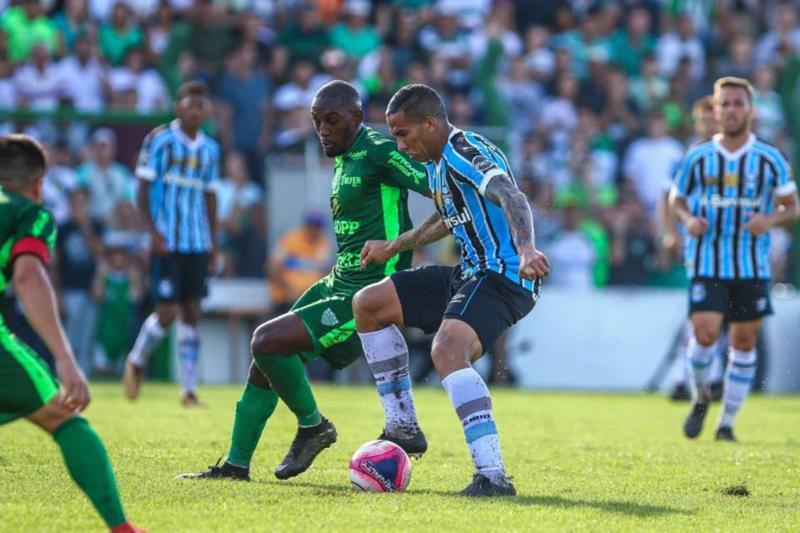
[123,82,221,406]
[353,84,549,496]
[669,77,800,441]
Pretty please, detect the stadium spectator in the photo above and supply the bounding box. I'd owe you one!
[329,0,382,60]
[629,54,669,112]
[98,2,143,66]
[752,65,786,146]
[754,1,800,67]
[0,0,60,63]
[275,2,330,68]
[53,0,93,53]
[58,33,107,113]
[42,140,78,225]
[184,0,232,79]
[608,185,656,286]
[499,56,543,138]
[656,13,705,83]
[523,25,556,83]
[545,194,599,290]
[715,34,756,81]
[13,42,61,111]
[77,128,135,225]
[108,47,169,112]
[0,55,15,135]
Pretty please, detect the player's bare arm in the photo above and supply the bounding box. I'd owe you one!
[13,255,90,412]
[669,192,708,237]
[360,211,448,267]
[137,180,167,255]
[744,192,800,235]
[205,189,218,270]
[484,174,549,280]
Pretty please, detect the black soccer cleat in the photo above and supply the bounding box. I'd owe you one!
[175,458,250,481]
[683,401,709,439]
[274,418,337,480]
[459,473,517,497]
[378,429,428,459]
[715,426,738,442]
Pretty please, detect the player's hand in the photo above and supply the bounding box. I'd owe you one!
[744,214,772,236]
[519,246,550,280]
[660,229,682,254]
[55,358,90,412]
[360,240,398,268]
[685,216,708,237]
[208,246,218,273]
[150,231,169,255]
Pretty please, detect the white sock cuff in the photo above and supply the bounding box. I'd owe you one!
[730,347,756,365]
[358,325,407,363]
[146,313,165,336]
[178,322,199,341]
[441,367,488,405]
[689,337,716,362]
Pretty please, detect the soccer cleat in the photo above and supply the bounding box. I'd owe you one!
[175,457,250,481]
[378,429,428,459]
[715,426,738,442]
[110,521,146,533]
[274,418,337,480]
[122,362,144,400]
[458,473,517,497]
[181,392,201,407]
[683,401,709,439]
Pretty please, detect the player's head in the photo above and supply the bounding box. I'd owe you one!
[386,84,448,162]
[713,76,753,137]
[310,80,363,157]
[0,134,47,202]
[174,81,211,131]
[691,95,717,141]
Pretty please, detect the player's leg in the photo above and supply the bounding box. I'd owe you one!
[353,267,455,454]
[123,253,179,399]
[434,272,537,497]
[178,298,202,405]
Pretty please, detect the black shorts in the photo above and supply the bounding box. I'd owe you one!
[151,253,209,303]
[391,265,539,353]
[688,277,772,322]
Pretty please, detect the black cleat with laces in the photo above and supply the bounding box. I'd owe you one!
[459,473,517,497]
[715,425,737,442]
[175,458,250,481]
[683,401,709,439]
[378,429,428,459]
[274,418,337,480]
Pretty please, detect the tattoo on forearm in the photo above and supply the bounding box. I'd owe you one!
[395,212,448,252]
[486,175,535,249]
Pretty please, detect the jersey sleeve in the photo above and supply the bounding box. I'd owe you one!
[771,149,797,197]
[11,204,57,266]
[448,134,507,196]
[135,129,164,182]
[372,142,429,196]
[670,152,694,198]
[204,142,221,192]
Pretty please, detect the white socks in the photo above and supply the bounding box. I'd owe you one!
[442,367,506,483]
[127,313,166,368]
[687,336,715,402]
[358,326,420,438]
[178,323,200,395]
[719,348,756,429]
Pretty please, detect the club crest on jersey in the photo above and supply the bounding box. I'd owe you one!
[158,279,174,298]
[321,308,339,327]
[691,282,706,303]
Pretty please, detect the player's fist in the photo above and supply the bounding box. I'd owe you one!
[56,358,90,412]
[519,246,549,280]
[150,231,169,255]
[685,216,708,237]
[744,214,771,236]
[360,240,398,268]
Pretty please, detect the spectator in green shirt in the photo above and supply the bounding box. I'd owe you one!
[0,0,60,63]
[329,0,382,60]
[53,0,93,53]
[99,2,143,66]
[276,4,329,68]
[610,7,655,77]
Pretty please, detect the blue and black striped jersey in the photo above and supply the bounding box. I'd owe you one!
[671,133,796,280]
[427,128,536,291]
[135,120,220,254]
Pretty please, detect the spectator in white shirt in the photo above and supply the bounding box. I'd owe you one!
[58,33,108,112]
[108,46,168,113]
[754,1,800,67]
[77,128,135,225]
[656,13,706,82]
[14,42,62,111]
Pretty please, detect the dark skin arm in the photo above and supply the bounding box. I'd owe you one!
[204,190,218,271]
[360,211,449,267]
[137,180,168,254]
[484,174,549,279]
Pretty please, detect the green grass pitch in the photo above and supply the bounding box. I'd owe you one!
[1,383,799,532]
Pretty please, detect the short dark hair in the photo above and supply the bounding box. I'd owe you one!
[177,80,210,101]
[386,84,447,123]
[0,134,47,187]
[313,80,361,112]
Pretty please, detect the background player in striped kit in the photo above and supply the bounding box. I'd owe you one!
[669,77,800,441]
[354,84,549,496]
[123,82,220,406]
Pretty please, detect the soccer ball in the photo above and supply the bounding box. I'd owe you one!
[349,440,411,492]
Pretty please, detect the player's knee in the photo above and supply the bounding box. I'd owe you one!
[693,326,719,347]
[353,285,385,327]
[27,401,77,435]
[247,361,272,389]
[250,324,276,357]
[730,331,757,351]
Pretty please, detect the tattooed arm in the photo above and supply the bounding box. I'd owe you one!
[360,211,448,267]
[484,174,550,279]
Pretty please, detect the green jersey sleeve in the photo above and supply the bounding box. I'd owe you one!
[371,141,429,196]
[10,203,57,266]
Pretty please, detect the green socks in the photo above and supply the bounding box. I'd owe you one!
[226,383,279,468]
[255,354,322,427]
[53,417,126,528]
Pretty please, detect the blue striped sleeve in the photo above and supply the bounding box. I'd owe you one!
[670,144,705,197]
[448,132,507,196]
[205,141,221,191]
[763,144,796,196]
[136,126,169,182]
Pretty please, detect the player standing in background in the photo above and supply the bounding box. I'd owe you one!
[122,81,220,406]
[0,135,142,533]
[354,84,549,496]
[178,80,430,482]
[670,77,800,441]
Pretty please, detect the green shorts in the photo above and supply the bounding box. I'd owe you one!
[291,274,365,369]
[0,327,59,426]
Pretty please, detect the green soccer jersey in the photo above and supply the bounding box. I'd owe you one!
[331,126,428,287]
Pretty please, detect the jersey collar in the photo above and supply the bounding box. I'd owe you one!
[712,132,755,160]
[343,125,367,157]
[170,119,206,151]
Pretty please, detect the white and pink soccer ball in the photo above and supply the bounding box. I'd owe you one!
[349,440,411,492]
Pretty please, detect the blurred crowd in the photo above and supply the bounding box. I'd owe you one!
[2,0,800,375]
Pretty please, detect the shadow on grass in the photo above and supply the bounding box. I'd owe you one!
[259,480,691,517]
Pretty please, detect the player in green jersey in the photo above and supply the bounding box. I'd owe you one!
[0,135,142,532]
[178,80,429,482]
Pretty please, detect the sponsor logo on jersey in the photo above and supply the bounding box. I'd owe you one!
[163,172,206,190]
[443,208,473,229]
[698,195,761,209]
[691,282,706,303]
[473,155,494,173]
[388,151,426,182]
[337,175,363,187]
[321,308,339,327]
[335,219,361,235]
[336,252,361,271]
[348,150,367,160]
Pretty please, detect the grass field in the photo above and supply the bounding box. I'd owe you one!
[1,383,799,532]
